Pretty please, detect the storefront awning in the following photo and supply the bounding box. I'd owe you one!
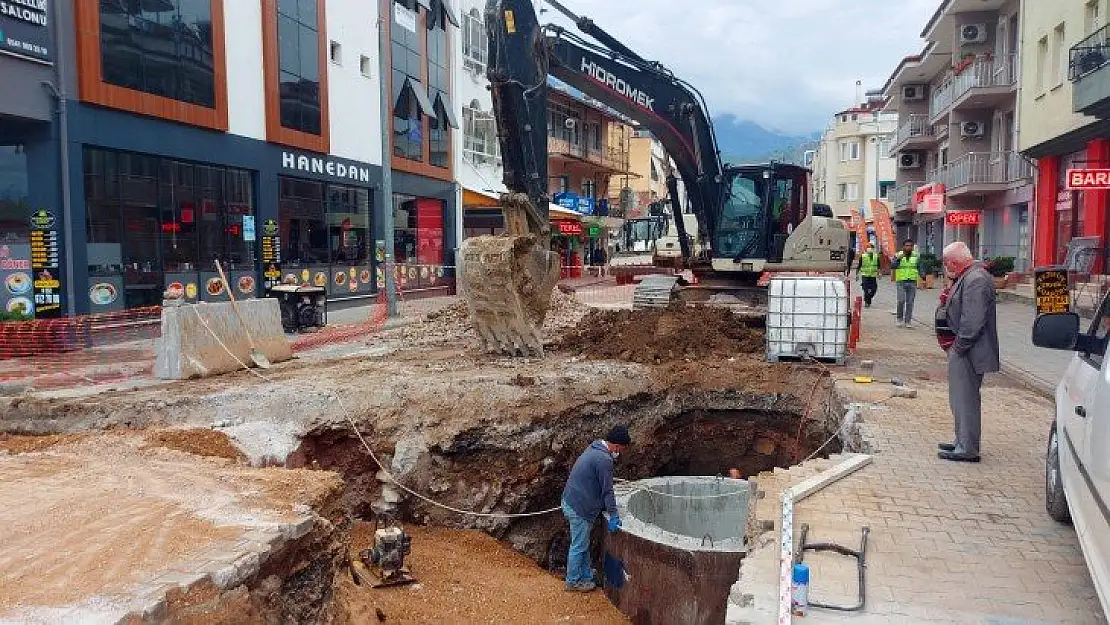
[463,188,501,208]
[549,204,584,220]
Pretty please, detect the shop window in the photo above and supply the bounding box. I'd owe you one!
[277,0,323,135]
[99,0,216,108]
[84,148,257,311]
[393,194,449,291]
[279,177,374,297]
[0,145,30,246]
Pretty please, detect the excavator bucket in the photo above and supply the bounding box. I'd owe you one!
[458,233,561,357]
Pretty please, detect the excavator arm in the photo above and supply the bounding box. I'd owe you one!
[458,0,730,356]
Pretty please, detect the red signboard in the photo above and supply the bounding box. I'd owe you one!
[555,220,583,236]
[870,200,897,261]
[920,193,945,214]
[945,211,981,226]
[1067,168,1110,190]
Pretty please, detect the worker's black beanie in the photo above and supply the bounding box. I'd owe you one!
[606,425,632,445]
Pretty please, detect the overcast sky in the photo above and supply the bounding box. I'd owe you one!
[542,0,941,135]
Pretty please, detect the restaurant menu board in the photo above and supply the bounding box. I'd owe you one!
[261,219,282,292]
[1034,268,1070,315]
[1,244,34,318]
[29,210,61,318]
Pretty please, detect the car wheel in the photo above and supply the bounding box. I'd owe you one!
[1046,421,1072,524]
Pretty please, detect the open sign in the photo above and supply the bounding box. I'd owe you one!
[945,211,981,226]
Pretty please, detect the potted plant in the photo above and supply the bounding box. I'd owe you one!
[918,253,941,289]
[985,256,1014,290]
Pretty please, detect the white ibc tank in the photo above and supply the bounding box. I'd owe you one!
[766,276,850,363]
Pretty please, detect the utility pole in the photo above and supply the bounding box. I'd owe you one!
[377,11,398,317]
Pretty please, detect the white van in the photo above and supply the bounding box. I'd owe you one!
[1032,302,1110,617]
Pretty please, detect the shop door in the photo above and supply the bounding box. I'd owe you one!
[1017,205,1030,272]
[119,153,163,309]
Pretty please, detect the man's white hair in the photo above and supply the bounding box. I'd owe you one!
[942,241,974,261]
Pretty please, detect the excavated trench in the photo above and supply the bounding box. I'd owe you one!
[294,379,844,598]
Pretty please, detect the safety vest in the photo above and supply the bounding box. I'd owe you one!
[894,252,920,282]
[859,252,879,278]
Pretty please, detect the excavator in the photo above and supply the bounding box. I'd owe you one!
[457,0,849,356]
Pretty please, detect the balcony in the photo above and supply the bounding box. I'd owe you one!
[930,152,1033,198]
[929,79,953,121]
[893,115,936,152]
[950,54,1018,111]
[1071,24,1110,118]
[890,181,924,214]
[548,136,632,174]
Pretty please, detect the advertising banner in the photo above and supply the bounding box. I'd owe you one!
[0,0,52,64]
[870,200,897,261]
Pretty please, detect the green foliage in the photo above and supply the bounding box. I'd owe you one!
[985,256,1015,277]
[918,253,942,277]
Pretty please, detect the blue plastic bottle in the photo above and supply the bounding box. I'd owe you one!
[791,563,810,617]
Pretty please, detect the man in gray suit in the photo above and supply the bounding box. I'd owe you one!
[938,242,1000,462]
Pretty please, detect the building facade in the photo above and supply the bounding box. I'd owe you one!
[1019,0,1110,268]
[881,0,1034,268]
[0,0,471,319]
[812,93,898,226]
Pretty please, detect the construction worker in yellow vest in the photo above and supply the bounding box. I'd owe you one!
[854,242,881,307]
[891,239,921,327]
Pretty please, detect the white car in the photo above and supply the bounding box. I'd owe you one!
[1033,305,1110,617]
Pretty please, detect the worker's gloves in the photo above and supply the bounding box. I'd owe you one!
[607,515,622,532]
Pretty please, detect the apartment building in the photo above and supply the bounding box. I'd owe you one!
[881,0,1034,268]
[607,128,674,219]
[1019,0,1110,267]
[812,93,898,225]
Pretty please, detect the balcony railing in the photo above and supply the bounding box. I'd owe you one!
[929,80,953,119]
[895,114,933,146]
[936,151,1033,189]
[951,54,1018,101]
[1070,24,1110,82]
[549,136,631,172]
[890,181,923,211]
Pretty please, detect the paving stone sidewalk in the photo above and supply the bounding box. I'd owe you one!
[866,281,1074,396]
[727,302,1106,624]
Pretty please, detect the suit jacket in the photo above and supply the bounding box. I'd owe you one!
[945,264,1001,374]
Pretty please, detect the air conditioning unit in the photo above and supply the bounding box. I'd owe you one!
[902,84,926,101]
[960,23,988,45]
[961,121,985,138]
[899,152,923,169]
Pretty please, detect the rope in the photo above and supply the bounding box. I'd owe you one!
[186,303,833,516]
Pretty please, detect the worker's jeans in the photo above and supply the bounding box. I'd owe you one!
[562,499,594,586]
[896,280,917,323]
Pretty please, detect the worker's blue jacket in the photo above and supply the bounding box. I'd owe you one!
[562,440,618,520]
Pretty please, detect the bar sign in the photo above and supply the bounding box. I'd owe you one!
[1066,168,1110,190]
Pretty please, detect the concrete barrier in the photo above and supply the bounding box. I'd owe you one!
[154,299,292,380]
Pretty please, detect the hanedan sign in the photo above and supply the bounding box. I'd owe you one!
[0,0,52,64]
[281,151,372,184]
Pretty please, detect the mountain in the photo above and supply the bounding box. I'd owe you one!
[712,115,820,165]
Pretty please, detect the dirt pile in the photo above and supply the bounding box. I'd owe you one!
[143,428,247,462]
[397,288,592,347]
[556,305,764,364]
[334,524,627,624]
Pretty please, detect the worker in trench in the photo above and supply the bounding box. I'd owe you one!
[560,425,632,592]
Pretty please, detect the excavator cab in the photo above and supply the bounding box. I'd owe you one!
[714,163,811,268]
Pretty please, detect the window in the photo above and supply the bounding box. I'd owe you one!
[838,141,860,161]
[582,180,596,198]
[279,177,374,296]
[1053,24,1067,87]
[393,194,450,291]
[879,136,892,159]
[1087,0,1102,36]
[462,101,500,165]
[330,40,342,65]
[0,145,29,248]
[98,0,216,108]
[847,183,859,201]
[84,148,257,310]
[278,0,323,135]
[838,183,848,201]
[462,8,488,72]
[360,55,372,77]
[1036,35,1049,92]
[1082,293,1110,367]
[392,0,425,161]
[650,160,660,182]
[879,181,895,199]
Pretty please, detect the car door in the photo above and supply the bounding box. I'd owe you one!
[1068,295,1110,612]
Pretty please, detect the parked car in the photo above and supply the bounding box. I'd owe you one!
[1032,302,1110,617]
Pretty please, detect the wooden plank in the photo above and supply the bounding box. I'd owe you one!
[787,453,872,503]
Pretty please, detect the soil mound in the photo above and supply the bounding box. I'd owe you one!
[556,305,764,363]
[143,428,246,462]
[400,288,591,347]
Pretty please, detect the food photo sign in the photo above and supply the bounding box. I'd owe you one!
[1,244,34,319]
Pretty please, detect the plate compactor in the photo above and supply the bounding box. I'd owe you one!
[349,519,416,588]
